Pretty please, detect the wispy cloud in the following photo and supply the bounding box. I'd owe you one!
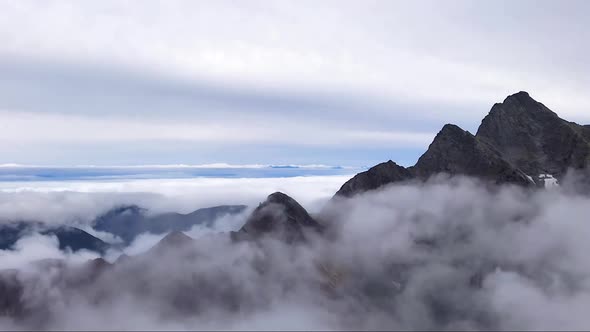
[0,175,350,223]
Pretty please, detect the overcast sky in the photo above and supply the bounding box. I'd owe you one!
[0,0,588,167]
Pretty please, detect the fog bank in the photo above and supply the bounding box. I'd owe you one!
[2,175,590,330]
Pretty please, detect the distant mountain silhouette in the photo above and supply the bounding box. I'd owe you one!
[0,222,109,254]
[93,204,247,244]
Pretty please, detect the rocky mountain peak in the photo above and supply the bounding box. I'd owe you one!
[439,123,471,136]
[239,192,321,243]
[413,123,531,185]
[418,124,476,156]
[334,160,413,198]
[477,92,590,176]
[501,91,554,116]
[265,191,301,206]
[493,91,558,117]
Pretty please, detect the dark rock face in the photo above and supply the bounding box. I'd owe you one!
[476,91,590,176]
[334,124,533,198]
[335,160,414,197]
[239,192,322,242]
[0,222,109,255]
[93,204,247,244]
[335,91,588,198]
[413,124,531,185]
[47,226,110,254]
[92,205,145,245]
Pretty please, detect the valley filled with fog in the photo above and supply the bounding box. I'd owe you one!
[2,172,590,330]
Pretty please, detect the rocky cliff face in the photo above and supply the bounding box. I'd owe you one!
[476,91,590,176]
[335,91,589,198]
[335,160,414,198]
[412,124,532,185]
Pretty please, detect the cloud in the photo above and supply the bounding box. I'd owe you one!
[0,175,349,224]
[0,233,99,270]
[0,58,436,166]
[3,174,590,329]
[122,232,167,256]
[0,1,589,165]
[1,1,589,119]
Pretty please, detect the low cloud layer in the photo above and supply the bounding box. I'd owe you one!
[0,175,349,225]
[2,174,590,330]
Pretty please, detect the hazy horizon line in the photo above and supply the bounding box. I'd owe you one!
[0,163,364,170]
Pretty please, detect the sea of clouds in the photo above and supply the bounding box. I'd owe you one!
[0,175,349,223]
[1,174,590,330]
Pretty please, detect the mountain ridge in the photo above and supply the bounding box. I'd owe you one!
[0,222,109,254]
[335,91,589,198]
[93,204,247,244]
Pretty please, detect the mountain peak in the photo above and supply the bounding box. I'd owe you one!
[440,123,464,131]
[334,160,413,198]
[421,124,476,154]
[503,91,531,102]
[438,123,471,138]
[239,192,321,242]
[413,123,531,185]
[0,222,109,254]
[266,192,298,205]
[331,90,589,199]
[94,204,246,245]
[488,91,558,118]
[477,92,589,175]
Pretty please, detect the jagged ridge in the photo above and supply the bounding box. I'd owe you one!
[335,91,589,197]
[93,204,247,244]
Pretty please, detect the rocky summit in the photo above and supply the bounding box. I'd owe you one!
[238,192,323,243]
[476,91,590,177]
[412,124,531,185]
[335,160,414,198]
[335,91,590,198]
